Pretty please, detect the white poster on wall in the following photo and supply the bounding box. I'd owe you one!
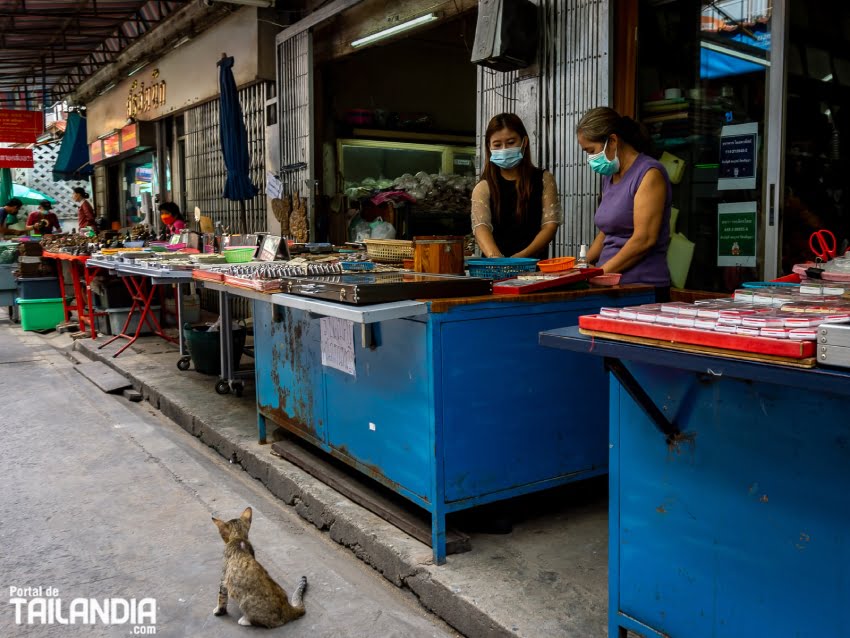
[718,122,759,191]
[320,317,356,377]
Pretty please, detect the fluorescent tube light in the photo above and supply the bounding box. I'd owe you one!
[351,13,439,48]
[127,62,149,77]
[173,35,192,49]
[822,73,834,82]
[97,82,117,96]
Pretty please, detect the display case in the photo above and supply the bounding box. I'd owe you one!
[338,138,477,185]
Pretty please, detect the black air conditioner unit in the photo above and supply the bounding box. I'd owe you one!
[471,0,539,72]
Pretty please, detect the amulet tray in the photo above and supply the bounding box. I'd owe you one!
[579,315,816,359]
[492,268,603,294]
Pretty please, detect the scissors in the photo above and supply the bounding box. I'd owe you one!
[810,230,838,262]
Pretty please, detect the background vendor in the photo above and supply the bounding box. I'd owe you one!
[26,200,61,234]
[72,187,96,233]
[472,113,562,258]
[576,107,672,300]
[159,202,186,236]
[0,198,23,232]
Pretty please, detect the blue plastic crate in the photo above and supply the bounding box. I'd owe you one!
[466,258,538,280]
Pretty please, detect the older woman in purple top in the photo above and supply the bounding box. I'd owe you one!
[576,107,672,301]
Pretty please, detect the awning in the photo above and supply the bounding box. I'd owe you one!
[53,111,93,181]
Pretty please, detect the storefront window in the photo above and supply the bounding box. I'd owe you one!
[782,0,850,274]
[122,152,155,225]
[637,0,772,291]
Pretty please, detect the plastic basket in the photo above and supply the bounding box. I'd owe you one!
[537,256,576,272]
[363,239,414,263]
[16,297,64,331]
[224,247,256,263]
[466,258,539,280]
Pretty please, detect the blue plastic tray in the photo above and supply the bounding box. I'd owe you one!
[466,258,538,280]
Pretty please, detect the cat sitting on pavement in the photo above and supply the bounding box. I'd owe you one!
[212,507,307,628]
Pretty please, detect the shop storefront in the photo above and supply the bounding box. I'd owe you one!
[84,6,276,234]
[273,0,479,244]
[615,0,848,292]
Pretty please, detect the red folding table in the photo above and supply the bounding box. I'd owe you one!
[86,259,192,358]
[41,251,107,339]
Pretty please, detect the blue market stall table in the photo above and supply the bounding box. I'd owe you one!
[540,325,850,638]
[252,285,654,563]
[86,258,192,358]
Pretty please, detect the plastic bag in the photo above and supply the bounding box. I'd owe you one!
[349,214,371,242]
[369,217,396,240]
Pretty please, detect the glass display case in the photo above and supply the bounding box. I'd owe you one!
[338,139,477,185]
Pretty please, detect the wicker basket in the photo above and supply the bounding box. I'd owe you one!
[363,239,414,263]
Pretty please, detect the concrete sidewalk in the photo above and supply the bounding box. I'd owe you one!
[43,330,609,638]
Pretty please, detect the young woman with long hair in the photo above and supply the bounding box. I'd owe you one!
[471,113,562,258]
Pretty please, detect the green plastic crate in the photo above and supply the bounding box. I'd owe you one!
[16,298,64,331]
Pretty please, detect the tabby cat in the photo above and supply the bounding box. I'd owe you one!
[212,507,307,628]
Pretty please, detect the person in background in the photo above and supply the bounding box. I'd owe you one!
[159,202,186,236]
[576,106,672,301]
[0,198,23,231]
[72,187,96,233]
[471,113,562,259]
[26,200,62,235]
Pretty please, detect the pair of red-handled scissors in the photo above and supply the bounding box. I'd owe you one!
[810,230,837,262]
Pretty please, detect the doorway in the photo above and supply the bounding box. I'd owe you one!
[634,0,774,292]
[781,0,850,273]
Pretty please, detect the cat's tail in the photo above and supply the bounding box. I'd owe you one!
[290,576,308,616]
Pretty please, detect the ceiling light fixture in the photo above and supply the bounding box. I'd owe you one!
[173,35,192,49]
[351,13,439,48]
[98,82,117,96]
[127,62,149,77]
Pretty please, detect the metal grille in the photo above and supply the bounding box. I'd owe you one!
[14,143,90,221]
[476,0,611,258]
[538,0,610,256]
[184,82,268,234]
[277,30,314,239]
[184,82,268,319]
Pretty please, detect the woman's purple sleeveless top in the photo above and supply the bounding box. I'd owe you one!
[595,153,671,286]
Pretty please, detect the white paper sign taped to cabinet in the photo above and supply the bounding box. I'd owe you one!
[320,316,356,376]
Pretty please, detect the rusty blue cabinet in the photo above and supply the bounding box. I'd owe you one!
[253,287,654,563]
[541,326,850,638]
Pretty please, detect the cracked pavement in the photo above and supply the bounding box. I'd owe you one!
[0,326,458,638]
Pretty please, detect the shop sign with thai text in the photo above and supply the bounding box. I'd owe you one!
[126,72,167,119]
[0,148,34,168]
[0,110,43,143]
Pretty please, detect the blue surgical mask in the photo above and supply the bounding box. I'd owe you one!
[587,139,620,176]
[490,145,524,169]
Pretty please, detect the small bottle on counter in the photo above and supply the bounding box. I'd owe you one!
[576,244,588,268]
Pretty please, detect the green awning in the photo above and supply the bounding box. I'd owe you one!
[53,111,93,181]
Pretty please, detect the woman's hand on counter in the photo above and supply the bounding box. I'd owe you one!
[473,225,505,258]
[513,223,559,258]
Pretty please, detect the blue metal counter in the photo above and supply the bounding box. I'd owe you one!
[252,286,655,563]
[540,326,850,638]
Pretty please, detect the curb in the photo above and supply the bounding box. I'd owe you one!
[71,340,518,638]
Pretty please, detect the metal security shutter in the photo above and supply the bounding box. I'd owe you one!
[184,82,268,233]
[538,0,611,257]
[277,30,314,240]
